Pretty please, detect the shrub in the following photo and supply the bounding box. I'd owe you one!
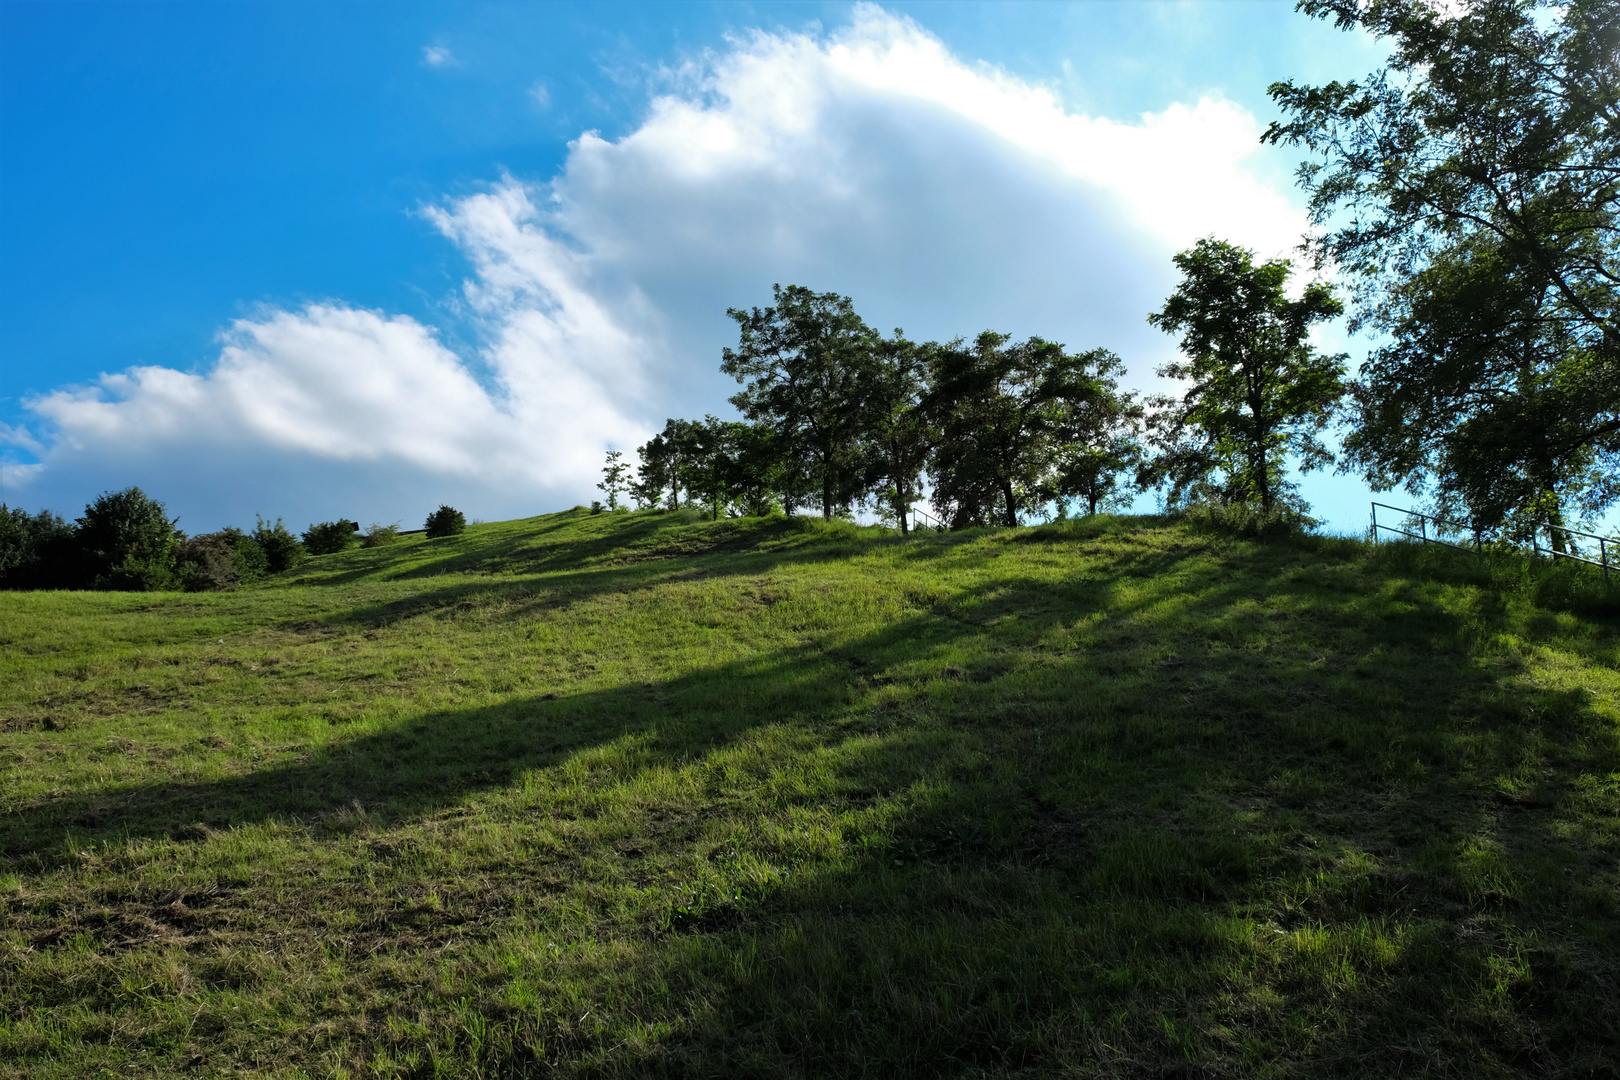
[360,522,400,548]
[424,505,466,538]
[75,487,180,590]
[1181,501,1317,540]
[590,501,605,515]
[177,528,268,591]
[252,515,304,572]
[303,520,359,555]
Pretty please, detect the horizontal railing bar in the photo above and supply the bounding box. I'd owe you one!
[1545,522,1620,545]
[1549,549,1608,569]
[1374,501,1613,582]
[1371,502,1478,535]
[1372,523,1475,552]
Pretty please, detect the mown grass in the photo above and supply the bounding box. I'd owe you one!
[2,508,1618,1078]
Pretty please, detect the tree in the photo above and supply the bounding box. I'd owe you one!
[0,505,78,590]
[722,284,881,520]
[597,451,631,512]
[861,333,934,534]
[1265,0,1620,536]
[633,419,697,510]
[75,487,181,590]
[177,528,267,592]
[720,422,788,518]
[425,505,467,538]
[674,417,733,521]
[252,516,304,573]
[303,520,359,555]
[926,333,1112,527]
[1144,239,1347,514]
[1052,349,1144,517]
[632,429,676,510]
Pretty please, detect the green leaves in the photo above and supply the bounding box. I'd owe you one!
[1267,0,1620,532]
[1145,239,1347,516]
[723,285,883,521]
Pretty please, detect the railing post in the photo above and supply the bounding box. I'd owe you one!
[1420,515,1427,545]
[1371,503,1378,543]
[1604,537,1610,583]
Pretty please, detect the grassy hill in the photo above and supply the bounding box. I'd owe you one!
[3,508,1618,1078]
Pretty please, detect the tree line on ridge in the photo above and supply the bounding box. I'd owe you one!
[4,0,1616,586]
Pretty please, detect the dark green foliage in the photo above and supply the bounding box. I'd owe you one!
[927,333,1132,527]
[633,420,694,511]
[302,520,359,555]
[74,487,181,591]
[424,505,467,539]
[1266,0,1620,533]
[251,515,304,573]
[642,288,1146,531]
[1144,238,1347,514]
[0,505,79,589]
[721,421,787,518]
[723,284,882,520]
[177,528,268,592]
[1042,347,1144,518]
[675,416,735,521]
[862,333,933,533]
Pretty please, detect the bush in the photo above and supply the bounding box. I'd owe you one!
[424,505,466,538]
[76,487,180,590]
[252,515,304,573]
[177,528,268,591]
[1181,501,1317,540]
[303,520,359,555]
[0,505,79,590]
[360,522,400,548]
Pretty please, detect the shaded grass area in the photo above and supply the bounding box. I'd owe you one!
[2,508,1618,1078]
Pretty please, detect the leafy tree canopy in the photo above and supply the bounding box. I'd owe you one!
[75,487,182,590]
[1052,348,1144,517]
[1145,238,1347,515]
[1266,0,1620,534]
[722,284,882,521]
[927,333,1124,528]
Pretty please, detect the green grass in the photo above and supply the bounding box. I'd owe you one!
[2,507,1618,1078]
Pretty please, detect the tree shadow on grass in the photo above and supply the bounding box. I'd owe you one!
[302,514,1194,636]
[278,511,881,591]
[7,539,1620,1077]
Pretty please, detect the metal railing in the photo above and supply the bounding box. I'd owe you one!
[1372,501,1618,582]
[909,506,945,532]
[1370,502,1485,554]
[1535,522,1617,581]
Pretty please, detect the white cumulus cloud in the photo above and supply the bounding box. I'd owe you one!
[5,3,1313,530]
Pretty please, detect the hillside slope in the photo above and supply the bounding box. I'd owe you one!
[2,509,1618,1078]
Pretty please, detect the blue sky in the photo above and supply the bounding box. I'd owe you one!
[1,1,1391,534]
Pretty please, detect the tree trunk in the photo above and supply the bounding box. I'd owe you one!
[821,449,834,521]
[1002,479,1018,527]
[1253,416,1272,514]
[1547,495,1569,555]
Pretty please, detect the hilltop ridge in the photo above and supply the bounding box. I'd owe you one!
[2,510,1617,1078]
